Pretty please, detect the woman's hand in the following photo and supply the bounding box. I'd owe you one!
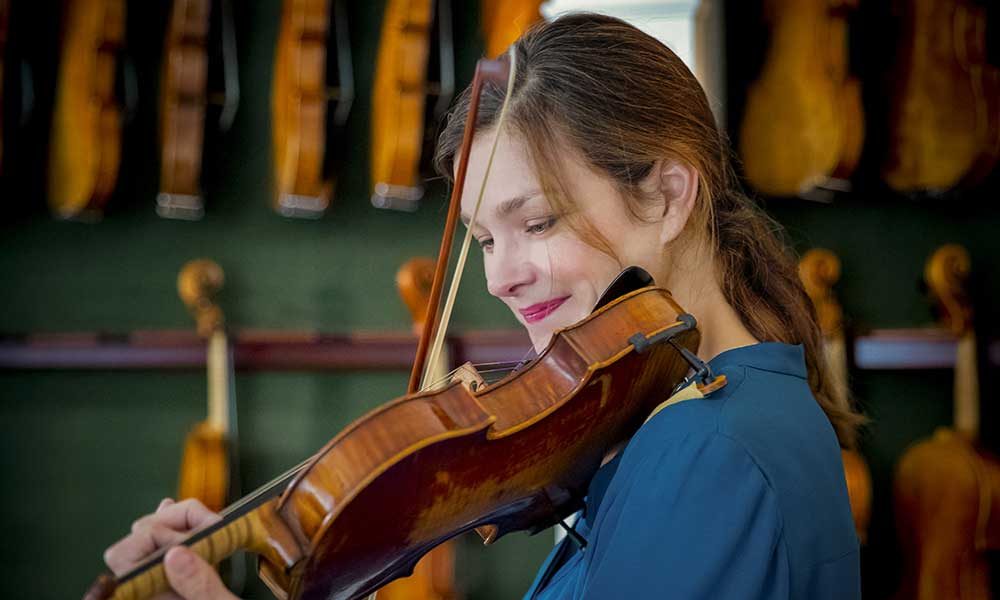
[103,497,239,600]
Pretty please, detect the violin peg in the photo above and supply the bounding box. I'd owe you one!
[475,524,499,545]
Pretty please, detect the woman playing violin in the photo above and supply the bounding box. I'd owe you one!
[103,13,861,600]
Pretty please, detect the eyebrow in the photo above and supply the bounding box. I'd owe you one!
[460,191,542,227]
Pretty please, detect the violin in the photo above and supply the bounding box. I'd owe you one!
[176,258,245,593]
[884,0,999,192]
[176,259,240,514]
[798,249,872,543]
[83,56,718,600]
[370,0,454,212]
[739,0,863,197]
[48,0,128,221]
[894,245,1000,600]
[271,0,354,218]
[157,0,239,220]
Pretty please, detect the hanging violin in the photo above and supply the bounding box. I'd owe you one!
[798,249,872,543]
[370,0,454,212]
[47,0,129,221]
[271,0,354,218]
[739,0,863,198]
[894,245,1000,600]
[83,55,719,600]
[157,0,239,220]
[884,0,999,192]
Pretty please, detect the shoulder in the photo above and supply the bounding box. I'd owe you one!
[625,344,858,577]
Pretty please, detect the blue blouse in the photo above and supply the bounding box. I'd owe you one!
[523,342,860,599]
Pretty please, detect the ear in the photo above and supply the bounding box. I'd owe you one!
[650,160,699,246]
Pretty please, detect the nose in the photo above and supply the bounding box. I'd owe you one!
[486,240,536,298]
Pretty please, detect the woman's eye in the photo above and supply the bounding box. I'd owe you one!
[526,217,557,235]
[477,237,494,251]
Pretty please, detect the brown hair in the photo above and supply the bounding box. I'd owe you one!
[433,13,863,447]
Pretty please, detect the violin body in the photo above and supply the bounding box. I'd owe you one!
[884,0,1000,191]
[48,0,125,220]
[370,0,453,211]
[178,422,229,512]
[894,429,1000,600]
[259,286,698,599]
[158,0,210,219]
[739,0,862,196]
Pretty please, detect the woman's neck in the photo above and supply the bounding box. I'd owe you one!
[657,246,760,363]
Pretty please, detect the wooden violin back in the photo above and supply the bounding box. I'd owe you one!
[370,0,453,212]
[884,0,1000,192]
[739,0,862,196]
[158,0,211,219]
[272,0,352,218]
[47,0,126,220]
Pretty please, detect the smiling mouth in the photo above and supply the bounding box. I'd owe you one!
[519,297,571,324]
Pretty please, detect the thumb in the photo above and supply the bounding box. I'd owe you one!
[163,546,238,600]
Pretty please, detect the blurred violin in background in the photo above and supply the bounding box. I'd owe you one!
[157,0,239,220]
[271,0,354,218]
[799,249,872,543]
[894,245,1000,600]
[884,0,999,192]
[47,0,130,221]
[370,0,453,212]
[176,258,246,593]
[739,0,863,198]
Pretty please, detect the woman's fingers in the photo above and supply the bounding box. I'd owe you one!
[103,498,222,576]
[164,547,239,600]
[145,498,222,532]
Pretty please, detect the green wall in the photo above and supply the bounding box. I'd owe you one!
[2,1,999,599]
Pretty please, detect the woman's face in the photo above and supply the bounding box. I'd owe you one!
[459,130,667,352]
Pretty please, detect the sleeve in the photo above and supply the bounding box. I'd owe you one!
[578,432,788,600]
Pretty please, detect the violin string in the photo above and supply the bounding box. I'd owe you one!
[217,455,313,518]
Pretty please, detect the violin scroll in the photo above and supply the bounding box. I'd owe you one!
[178,258,225,338]
[924,244,972,337]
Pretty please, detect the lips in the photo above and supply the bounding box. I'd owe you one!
[518,296,570,324]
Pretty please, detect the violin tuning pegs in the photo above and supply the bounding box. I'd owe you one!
[475,524,499,545]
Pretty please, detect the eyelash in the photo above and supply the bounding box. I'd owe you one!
[476,216,558,252]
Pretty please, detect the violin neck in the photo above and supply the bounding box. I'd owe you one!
[207,330,232,433]
[105,501,274,600]
[954,331,979,440]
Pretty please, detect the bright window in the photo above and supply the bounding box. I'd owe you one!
[541,0,699,71]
